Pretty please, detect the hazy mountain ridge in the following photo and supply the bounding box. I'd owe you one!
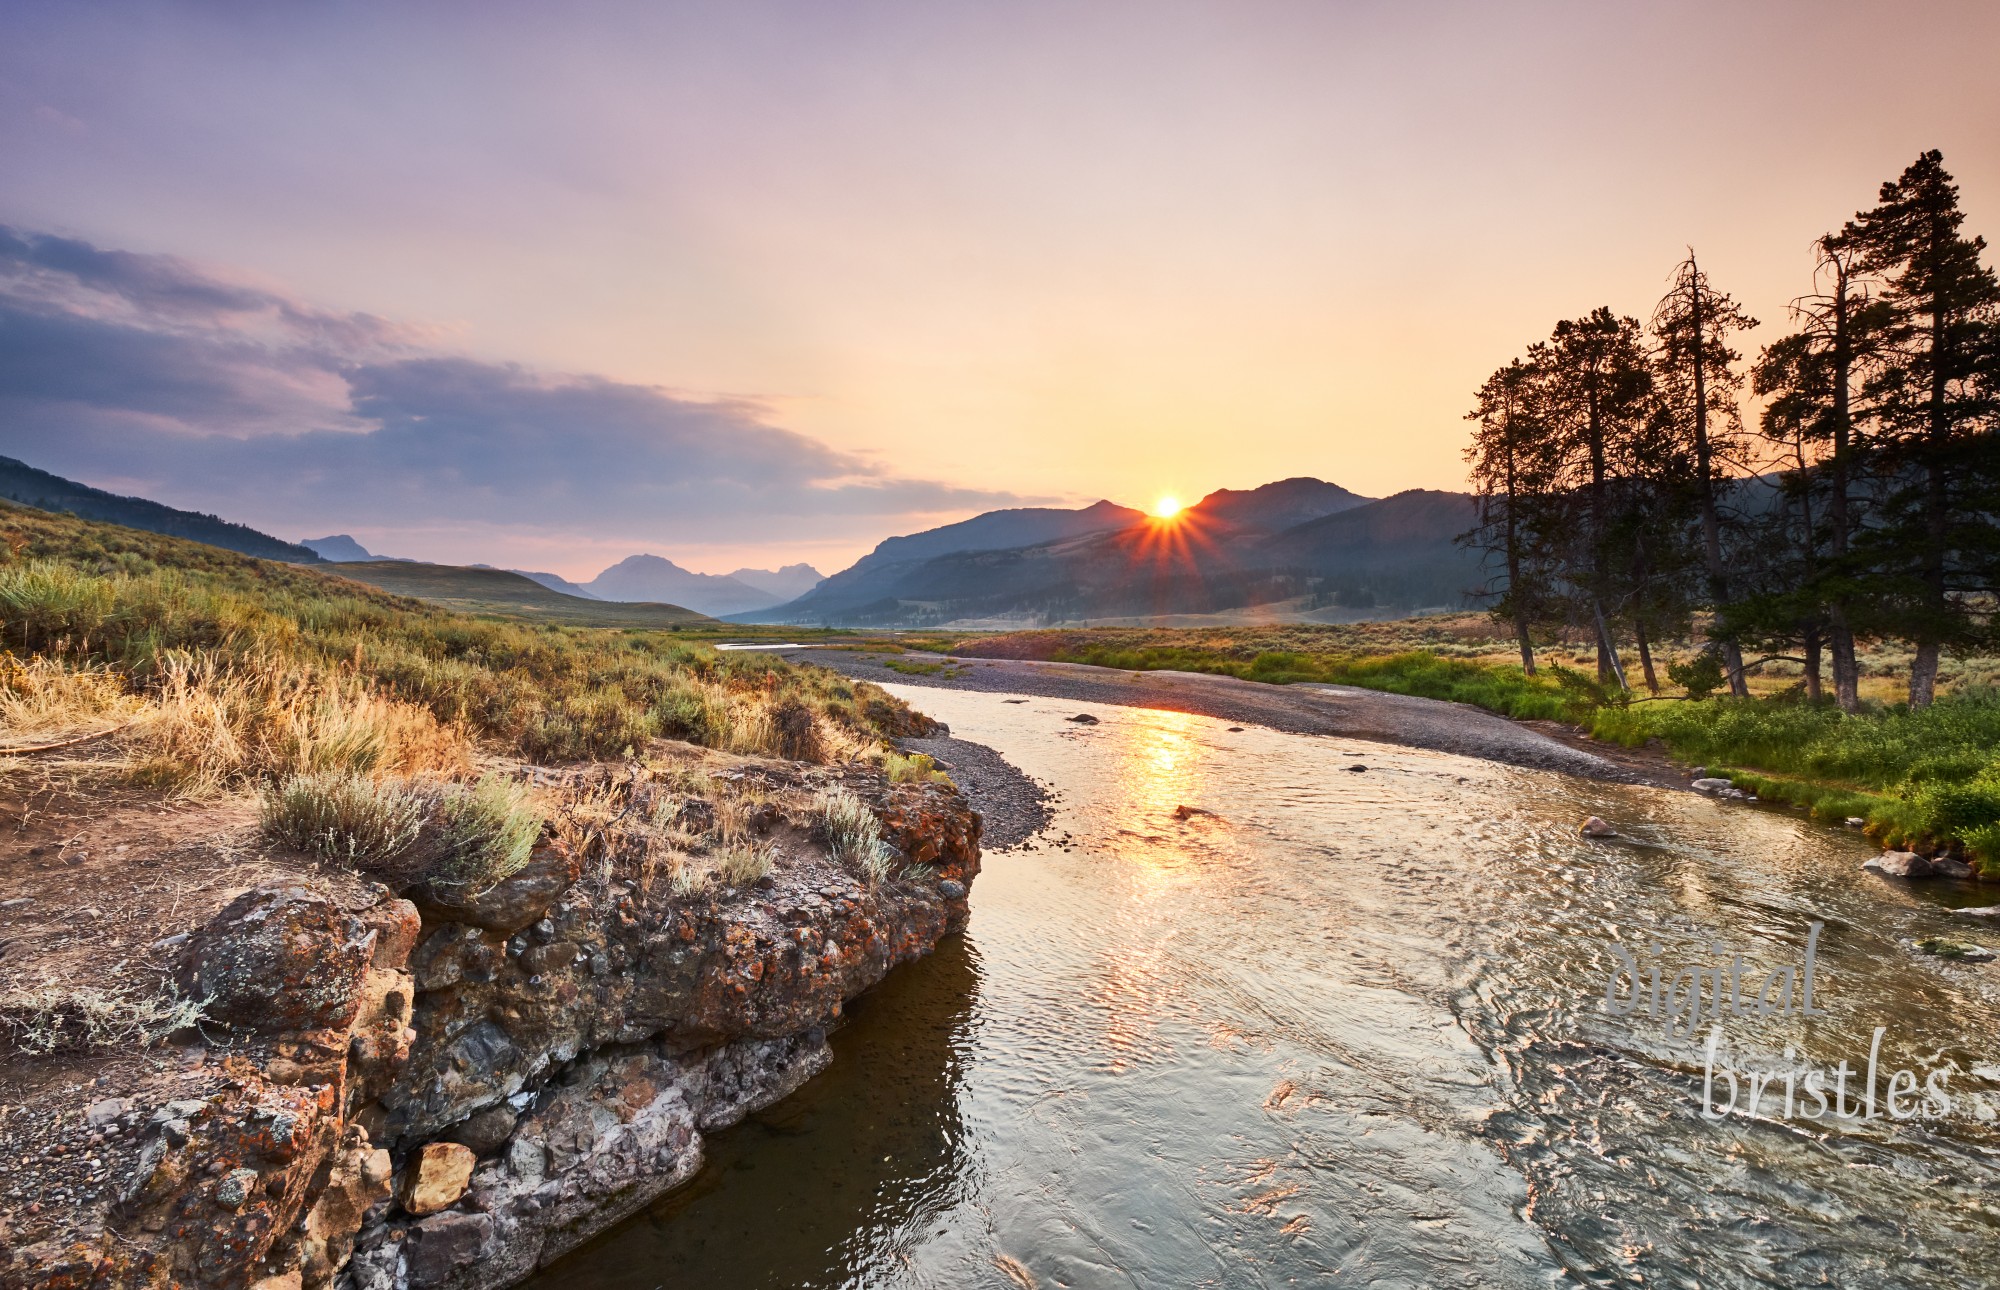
[585,554,782,616]
[301,534,380,562]
[726,563,823,600]
[0,456,322,564]
[739,480,1478,627]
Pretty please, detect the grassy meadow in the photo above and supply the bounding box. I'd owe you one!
[0,501,934,896]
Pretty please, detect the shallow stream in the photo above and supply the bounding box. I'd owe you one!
[532,687,2000,1288]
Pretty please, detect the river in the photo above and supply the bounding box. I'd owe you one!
[531,686,2000,1288]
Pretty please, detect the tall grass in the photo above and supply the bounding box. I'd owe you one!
[0,505,924,770]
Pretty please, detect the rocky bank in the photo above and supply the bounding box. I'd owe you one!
[0,764,981,1290]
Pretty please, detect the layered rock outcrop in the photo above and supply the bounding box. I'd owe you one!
[0,776,980,1290]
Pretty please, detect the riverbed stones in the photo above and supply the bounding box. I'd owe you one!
[1865,851,1932,878]
[1580,816,1617,838]
[400,1142,477,1216]
[1911,936,1995,961]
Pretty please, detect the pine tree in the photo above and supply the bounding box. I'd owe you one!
[1463,358,1556,674]
[1650,252,1759,695]
[1532,308,1655,688]
[1847,150,2000,706]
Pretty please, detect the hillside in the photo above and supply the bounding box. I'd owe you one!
[0,455,322,563]
[328,560,716,627]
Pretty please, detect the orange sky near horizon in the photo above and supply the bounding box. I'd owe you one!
[5,1,1999,578]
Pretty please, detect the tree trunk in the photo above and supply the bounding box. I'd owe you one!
[1803,626,1823,702]
[1912,245,1952,711]
[1592,598,1628,692]
[1634,616,1660,693]
[1910,641,1940,708]
[1826,249,1862,714]
[1829,616,1860,711]
[1502,430,1536,677]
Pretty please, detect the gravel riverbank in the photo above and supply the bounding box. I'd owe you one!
[795,648,1657,785]
[894,734,1054,850]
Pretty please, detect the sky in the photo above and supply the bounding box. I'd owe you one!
[2,0,1998,579]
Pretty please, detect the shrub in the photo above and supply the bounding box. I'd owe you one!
[1667,650,1726,701]
[816,789,895,883]
[419,775,543,893]
[884,751,950,785]
[769,697,824,763]
[712,839,776,887]
[260,771,433,874]
[0,981,209,1055]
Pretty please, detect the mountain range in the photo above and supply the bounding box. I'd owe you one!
[579,555,823,617]
[735,478,1478,627]
[0,456,1478,628]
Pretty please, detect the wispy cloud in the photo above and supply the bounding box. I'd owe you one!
[0,226,1018,562]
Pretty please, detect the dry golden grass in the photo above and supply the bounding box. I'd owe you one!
[0,654,144,742]
[130,652,471,797]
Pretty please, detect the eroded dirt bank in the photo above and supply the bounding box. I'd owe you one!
[0,757,981,1290]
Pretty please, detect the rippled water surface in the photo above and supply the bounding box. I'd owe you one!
[535,688,2000,1289]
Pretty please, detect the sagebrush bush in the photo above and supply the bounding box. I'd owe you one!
[713,839,776,887]
[816,789,895,884]
[0,981,209,1055]
[260,770,433,872]
[421,775,543,892]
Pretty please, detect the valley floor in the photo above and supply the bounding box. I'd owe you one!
[800,649,1660,785]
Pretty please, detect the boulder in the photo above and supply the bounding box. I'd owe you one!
[446,1103,520,1156]
[1691,778,1733,793]
[1931,856,1975,879]
[1864,851,1932,878]
[410,842,579,934]
[405,1211,494,1287]
[302,1132,394,1288]
[1066,713,1100,725]
[400,1141,477,1216]
[1580,816,1617,838]
[177,885,377,1033]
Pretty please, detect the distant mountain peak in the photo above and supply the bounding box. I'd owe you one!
[302,534,376,562]
[1190,477,1371,532]
[585,553,781,617]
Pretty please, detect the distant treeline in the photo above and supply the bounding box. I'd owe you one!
[1463,150,1999,709]
[0,455,322,565]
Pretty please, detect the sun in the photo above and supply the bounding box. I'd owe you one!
[1152,496,1183,519]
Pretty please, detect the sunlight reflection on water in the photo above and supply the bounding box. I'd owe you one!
[532,687,2000,1290]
